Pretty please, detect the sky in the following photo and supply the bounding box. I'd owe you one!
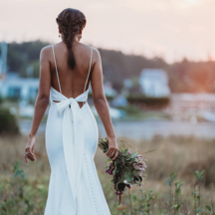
[0,0,214,63]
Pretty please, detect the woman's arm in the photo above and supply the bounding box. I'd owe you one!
[91,48,118,160]
[25,46,51,164]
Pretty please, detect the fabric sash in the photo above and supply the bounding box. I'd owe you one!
[50,86,89,209]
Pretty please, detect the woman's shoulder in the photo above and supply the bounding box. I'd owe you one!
[40,43,62,54]
[78,43,101,61]
[79,42,101,53]
[40,44,53,52]
[39,45,54,59]
[78,42,93,51]
[38,45,53,62]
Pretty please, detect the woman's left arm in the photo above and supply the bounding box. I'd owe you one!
[25,46,51,164]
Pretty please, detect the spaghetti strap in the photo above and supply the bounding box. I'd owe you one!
[83,47,93,92]
[52,45,62,94]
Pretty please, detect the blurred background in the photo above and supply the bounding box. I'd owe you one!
[0,0,215,214]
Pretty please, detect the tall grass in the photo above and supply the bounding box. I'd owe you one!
[0,135,214,214]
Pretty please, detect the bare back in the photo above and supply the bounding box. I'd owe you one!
[50,41,94,107]
[27,36,118,165]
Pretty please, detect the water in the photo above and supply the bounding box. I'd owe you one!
[19,119,215,140]
[98,120,215,140]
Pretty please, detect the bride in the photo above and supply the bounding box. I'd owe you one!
[24,8,119,215]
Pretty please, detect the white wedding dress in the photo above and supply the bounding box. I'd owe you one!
[44,45,111,215]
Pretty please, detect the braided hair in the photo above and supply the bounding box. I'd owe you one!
[56,8,86,69]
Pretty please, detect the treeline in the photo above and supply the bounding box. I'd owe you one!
[3,40,215,93]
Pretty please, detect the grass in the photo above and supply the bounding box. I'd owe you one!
[0,135,215,214]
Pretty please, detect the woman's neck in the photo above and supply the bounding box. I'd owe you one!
[61,34,82,42]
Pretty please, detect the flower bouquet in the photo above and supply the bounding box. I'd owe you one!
[98,137,147,205]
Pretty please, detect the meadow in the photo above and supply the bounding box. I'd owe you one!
[0,134,215,215]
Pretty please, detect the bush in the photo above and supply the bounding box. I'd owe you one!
[118,104,142,117]
[0,108,19,135]
[127,94,170,106]
[0,95,3,105]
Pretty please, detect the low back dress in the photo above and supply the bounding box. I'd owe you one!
[44,45,111,215]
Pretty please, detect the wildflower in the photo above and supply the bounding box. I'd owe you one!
[105,162,114,175]
[133,161,147,171]
[137,154,143,161]
[138,170,143,176]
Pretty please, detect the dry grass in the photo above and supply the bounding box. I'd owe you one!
[95,135,215,183]
[96,135,215,205]
[0,134,215,213]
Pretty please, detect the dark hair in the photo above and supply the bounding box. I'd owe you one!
[56,8,86,69]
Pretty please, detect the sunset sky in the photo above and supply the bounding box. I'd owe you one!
[0,0,214,63]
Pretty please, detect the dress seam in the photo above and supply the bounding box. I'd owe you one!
[84,152,99,215]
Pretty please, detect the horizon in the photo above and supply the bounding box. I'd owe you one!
[2,39,214,65]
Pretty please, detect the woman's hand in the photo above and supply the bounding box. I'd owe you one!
[25,134,36,164]
[105,137,119,161]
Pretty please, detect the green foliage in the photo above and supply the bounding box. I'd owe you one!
[0,161,48,215]
[19,60,40,78]
[194,170,205,182]
[123,170,214,215]
[205,204,215,215]
[174,180,183,196]
[0,108,19,135]
[0,95,3,106]
[166,173,184,213]
[192,170,205,212]
[171,202,184,212]
[166,172,177,187]
[127,94,170,107]
[118,104,143,118]
[7,40,50,72]
[0,161,34,215]
[0,161,215,215]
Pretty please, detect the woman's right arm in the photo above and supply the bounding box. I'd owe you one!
[91,48,118,160]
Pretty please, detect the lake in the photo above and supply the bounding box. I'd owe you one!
[19,119,215,140]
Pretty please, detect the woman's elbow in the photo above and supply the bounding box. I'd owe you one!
[38,94,50,106]
[93,95,106,105]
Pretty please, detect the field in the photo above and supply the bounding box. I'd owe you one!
[0,134,215,215]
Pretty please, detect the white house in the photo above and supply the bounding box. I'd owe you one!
[0,41,39,101]
[0,72,39,100]
[139,68,170,97]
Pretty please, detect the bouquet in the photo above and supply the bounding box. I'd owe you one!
[98,137,147,205]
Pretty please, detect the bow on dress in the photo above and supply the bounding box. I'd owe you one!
[50,86,89,205]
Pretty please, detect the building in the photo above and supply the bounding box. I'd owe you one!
[167,93,215,122]
[139,68,170,97]
[0,72,39,100]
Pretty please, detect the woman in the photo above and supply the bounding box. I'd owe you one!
[24,8,119,215]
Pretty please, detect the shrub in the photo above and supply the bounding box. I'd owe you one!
[0,95,3,106]
[127,94,170,107]
[0,108,19,135]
